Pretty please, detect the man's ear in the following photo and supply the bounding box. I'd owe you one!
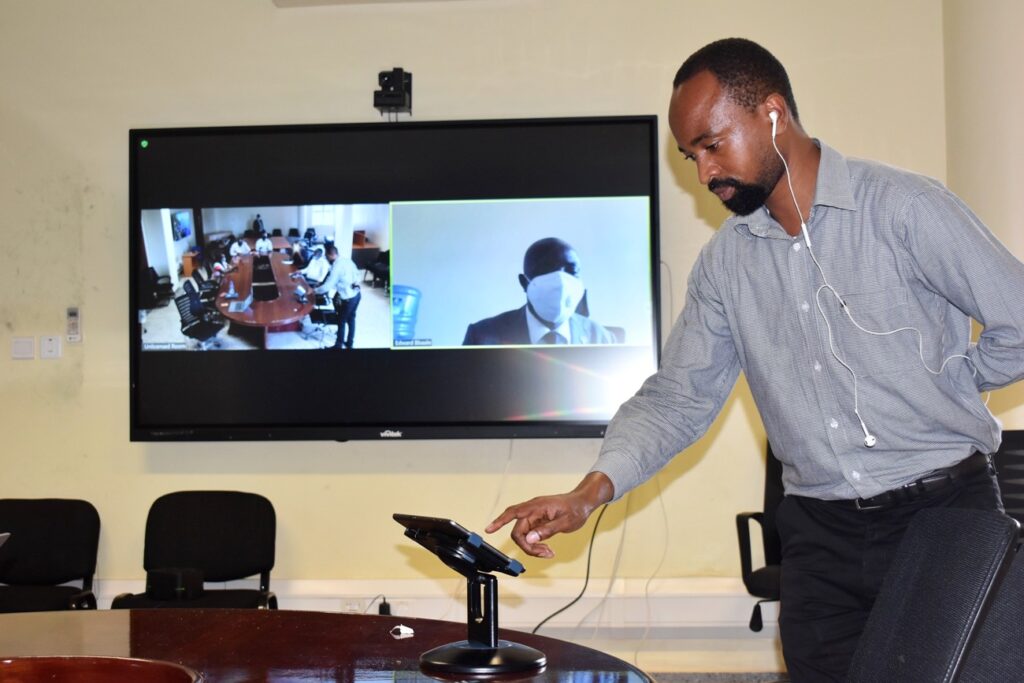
[518,273,529,292]
[763,94,789,133]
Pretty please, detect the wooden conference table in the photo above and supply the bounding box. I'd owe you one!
[0,609,653,682]
[215,251,313,349]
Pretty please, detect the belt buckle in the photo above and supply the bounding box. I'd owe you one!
[855,496,885,512]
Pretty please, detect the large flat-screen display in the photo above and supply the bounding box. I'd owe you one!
[130,116,660,441]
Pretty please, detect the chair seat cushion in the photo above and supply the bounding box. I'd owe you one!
[0,585,84,613]
[112,589,273,610]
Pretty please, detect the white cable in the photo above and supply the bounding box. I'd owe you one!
[574,491,629,638]
[634,472,669,666]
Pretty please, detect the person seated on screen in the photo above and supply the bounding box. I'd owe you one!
[229,236,252,258]
[254,230,274,255]
[314,245,362,350]
[291,246,330,286]
[289,240,310,268]
[463,237,617,346]
[210,253,236,279]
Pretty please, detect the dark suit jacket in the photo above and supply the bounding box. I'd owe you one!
[463,305,617,346]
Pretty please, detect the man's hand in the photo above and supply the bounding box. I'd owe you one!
[485,471,614,558]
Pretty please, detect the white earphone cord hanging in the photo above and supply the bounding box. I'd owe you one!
[768,111,980,449]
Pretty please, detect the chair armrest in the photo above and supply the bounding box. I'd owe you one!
[736,511,765,586]
[69,590,98,610]
[110,592,134,609]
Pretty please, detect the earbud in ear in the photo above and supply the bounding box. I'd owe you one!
[768,110,779,138]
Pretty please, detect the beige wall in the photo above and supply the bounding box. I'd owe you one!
[0,0,966,585]
[943,0,1024,427]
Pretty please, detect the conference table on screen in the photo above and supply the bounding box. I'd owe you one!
[216,247,313,349]
[0,609,653,682]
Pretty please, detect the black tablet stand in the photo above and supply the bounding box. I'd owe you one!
[394,514,546,676]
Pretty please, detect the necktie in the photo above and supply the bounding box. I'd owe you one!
[541,330,565,344]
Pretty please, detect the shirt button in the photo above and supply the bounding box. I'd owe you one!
[814,361,822,372]
[829,418,839,429]
[801,301,810,312]
[851,470,861,480]
[792,242,802,252]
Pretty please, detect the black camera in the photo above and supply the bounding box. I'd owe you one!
[373,67,412,115]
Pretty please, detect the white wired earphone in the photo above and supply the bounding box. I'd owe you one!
[767,109,977,449]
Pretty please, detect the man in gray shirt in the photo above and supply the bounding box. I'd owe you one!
[487,38,1024,682]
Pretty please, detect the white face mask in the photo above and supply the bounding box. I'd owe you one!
[525,270,585,326]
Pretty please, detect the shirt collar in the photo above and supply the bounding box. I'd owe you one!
[729,140,857,239]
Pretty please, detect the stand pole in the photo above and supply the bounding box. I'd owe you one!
[419,570,546,675]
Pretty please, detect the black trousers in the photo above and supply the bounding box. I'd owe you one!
[331,290,361,348]
[776,466,1003,682]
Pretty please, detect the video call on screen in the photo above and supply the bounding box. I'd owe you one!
[131,117,661,437]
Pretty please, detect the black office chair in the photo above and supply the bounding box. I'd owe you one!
[140,267,174,309]
[353,246,380,279]
[192,266,219,291]
[174,294,223,350]
[736,444,784,632]
[0,499,100,613]
[367,250,390,290]
[288,228,301,239]
[846,508,1019,683]
[271,228,283,237]
[112,491,277,610]
[957,543,1024,681]
[993,429,1024,532]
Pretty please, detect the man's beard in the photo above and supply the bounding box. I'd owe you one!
[708,154,785,216]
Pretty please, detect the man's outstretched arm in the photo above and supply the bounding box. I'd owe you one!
[485,471,614,558]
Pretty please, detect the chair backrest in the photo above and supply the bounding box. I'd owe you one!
[0,499,100,586]
[994,429,1024,529]
[174,294,200,329]
[143,491,275,583]
[761,445,784,566]
[181,280,205,315]
[846,508,1019,683]
[957,545,1024,682]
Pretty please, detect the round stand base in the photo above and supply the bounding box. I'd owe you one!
[420,639,546,675]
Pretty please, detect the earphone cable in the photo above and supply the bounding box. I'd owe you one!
[770,123,981,444]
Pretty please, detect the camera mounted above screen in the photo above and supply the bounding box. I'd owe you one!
[374,68,412,117]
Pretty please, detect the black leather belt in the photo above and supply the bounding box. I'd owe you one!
[852,451,993,511]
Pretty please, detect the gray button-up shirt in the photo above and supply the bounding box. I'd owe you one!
[594,142,1024,501]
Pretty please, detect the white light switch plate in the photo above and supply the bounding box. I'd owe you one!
[11,337,34,360]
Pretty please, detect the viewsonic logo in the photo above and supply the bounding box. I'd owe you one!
[380,429,403,438]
